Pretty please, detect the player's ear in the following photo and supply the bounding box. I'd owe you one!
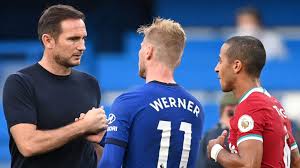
[42,34,55,49]
[233,59,242,74]
[146,45,153,60]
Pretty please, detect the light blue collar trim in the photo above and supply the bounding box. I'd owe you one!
[239,87,271,104]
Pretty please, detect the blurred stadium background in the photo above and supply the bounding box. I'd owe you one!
[1,0,300,166]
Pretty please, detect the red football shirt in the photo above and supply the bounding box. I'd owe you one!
[228,87,298,168]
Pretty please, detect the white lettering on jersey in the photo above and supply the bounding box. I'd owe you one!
[149,97,200,117]
[273,105,288,119]
[161,97,170,108]
[187,101,194,112]
[107,126,118,132]
[168,97,177,108]
[149,99,164,111]
[178,98,186,109]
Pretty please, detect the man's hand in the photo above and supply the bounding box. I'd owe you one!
[207,130,227,159]
[75,107,107,143]
[85,131,106,143]
[79,107,108,134]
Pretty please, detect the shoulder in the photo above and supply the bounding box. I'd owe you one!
[109,87,147,121]
[71,70,100,91]
[4,74,22,90]
[3,73,35,100]
[5,71,33,89]
[185,90,202,106]
[17,64,43,78]
[234,93,274,125]
[113,86,147,107]
[111,84,150,110]
[19,64,39,73]
[4,64,47,95]
[174,84,203,105]
[72,69,98,82]
[237,92,273,114]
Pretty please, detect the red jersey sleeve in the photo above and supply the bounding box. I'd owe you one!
[235,103,265,146]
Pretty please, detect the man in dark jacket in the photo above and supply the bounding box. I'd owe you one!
[197,92,237,168]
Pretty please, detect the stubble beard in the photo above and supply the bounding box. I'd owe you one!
[221,79,234,92]
[54,54,79,68]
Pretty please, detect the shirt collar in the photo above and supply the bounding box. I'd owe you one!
[239,87,271,104]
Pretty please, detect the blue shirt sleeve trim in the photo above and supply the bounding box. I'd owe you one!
[105,138,127,148]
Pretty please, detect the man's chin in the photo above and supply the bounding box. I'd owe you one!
[68,61,81,67]
[221,87,232,92]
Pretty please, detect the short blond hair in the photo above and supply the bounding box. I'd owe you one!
[137,17,186,68]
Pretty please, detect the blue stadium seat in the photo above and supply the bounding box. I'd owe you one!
[156,0,300,26]
[0,105,11,162]
[95,52,144,91]
[202,103,219,134]
[0,41,42,63]
[94,35,300,91]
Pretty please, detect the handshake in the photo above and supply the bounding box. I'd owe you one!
[74,106,108,143]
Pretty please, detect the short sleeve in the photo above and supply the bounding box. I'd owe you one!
[92,77,101,107]
[3,73,37,128]
[236,108,265,146]
[286,119,298,151]
[105,95,135,148]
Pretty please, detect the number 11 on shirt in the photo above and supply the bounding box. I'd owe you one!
[157,120,192,168]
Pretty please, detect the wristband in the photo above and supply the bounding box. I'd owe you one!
[211,144,224,162]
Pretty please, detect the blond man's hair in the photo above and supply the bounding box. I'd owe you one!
[137,17,186,68]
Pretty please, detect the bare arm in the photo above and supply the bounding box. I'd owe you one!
[291,148,300,168]
[75,111,106,162]
[207,131,262,168]
[93,143,104,162]
[11,122,86,157]
[217,140,263,168]
[86,133,106,162]
[10,108,107,157]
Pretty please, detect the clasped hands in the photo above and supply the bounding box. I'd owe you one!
[75,106,108,143]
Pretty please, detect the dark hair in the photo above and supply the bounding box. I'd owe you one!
[236,7,261,24]
[225,36,266,78]
[38,4,85,42]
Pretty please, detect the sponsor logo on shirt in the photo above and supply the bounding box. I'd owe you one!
[238,114,254,133]
[107,113,116,125]
[107,126,118,132]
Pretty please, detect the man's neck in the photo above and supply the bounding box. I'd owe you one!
[145,64,176,84]
[233,76,260,101]
[39,53,71,76]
